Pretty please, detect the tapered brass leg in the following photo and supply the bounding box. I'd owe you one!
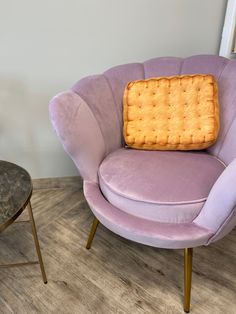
[27,201,47,284]
[86,217,99,249]
[184,248,193,313]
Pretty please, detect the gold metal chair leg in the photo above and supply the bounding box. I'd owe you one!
[86,217,99,249]
[27,201,47,284]
[184,248,193,313]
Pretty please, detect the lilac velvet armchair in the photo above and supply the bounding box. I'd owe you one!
[49,55,236,312]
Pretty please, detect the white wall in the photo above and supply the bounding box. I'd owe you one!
[0,0,227,178]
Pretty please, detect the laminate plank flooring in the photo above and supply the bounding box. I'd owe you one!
[0,177,235,314]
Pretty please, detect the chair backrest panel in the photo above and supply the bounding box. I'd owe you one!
[72,55,236,165]
[104,63,144,130]
[212,60,236,163]
[144,57,183,78]
[180,55,228,77]
[72,74,122,155]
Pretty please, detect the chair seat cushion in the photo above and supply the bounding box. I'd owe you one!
[98,149,225,223]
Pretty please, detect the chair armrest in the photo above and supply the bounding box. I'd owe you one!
[194,158,236,243]
[49,91,106,182]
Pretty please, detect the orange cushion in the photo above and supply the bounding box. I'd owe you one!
[123,74,219,150]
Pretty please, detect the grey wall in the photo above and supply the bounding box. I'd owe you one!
[0,0,227,178]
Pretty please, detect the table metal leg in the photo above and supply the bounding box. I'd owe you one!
[27,201,47,284]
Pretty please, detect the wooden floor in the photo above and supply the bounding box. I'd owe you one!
[0,177,235,314]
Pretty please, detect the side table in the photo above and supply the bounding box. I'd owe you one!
[0,160,47,283]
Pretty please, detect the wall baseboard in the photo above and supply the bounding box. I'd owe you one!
[32,176,82,190]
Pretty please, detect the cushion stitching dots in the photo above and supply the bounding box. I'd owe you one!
[124,74,219,149]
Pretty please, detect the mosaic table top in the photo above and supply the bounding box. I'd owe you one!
[0,161,32,232]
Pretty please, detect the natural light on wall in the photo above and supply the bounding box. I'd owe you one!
[219,0,236,57]
[234,28,236,52]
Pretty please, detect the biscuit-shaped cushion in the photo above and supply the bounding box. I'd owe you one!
[123,74,220,150]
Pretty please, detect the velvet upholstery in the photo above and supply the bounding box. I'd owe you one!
[194,158,236,244]
[49,55,236,249]
[99,149,225,223]
[84,181,214,249]
[50,91,105,182]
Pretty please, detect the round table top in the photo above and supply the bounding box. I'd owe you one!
[0,161,32,232]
